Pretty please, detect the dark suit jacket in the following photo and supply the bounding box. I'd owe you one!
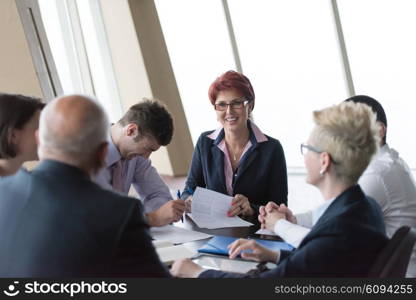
[0,160,169,277]
[183,123,288,213]
[200,185,388,278]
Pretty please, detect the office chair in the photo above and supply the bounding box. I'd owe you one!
[368,226,416,277]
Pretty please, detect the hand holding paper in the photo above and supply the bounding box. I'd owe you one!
[188,187,253,229]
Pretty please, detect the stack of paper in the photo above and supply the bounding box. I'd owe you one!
[150,225,212,244]
[188,187,253,229]
[255,228,278,236]
[152,240,196,266]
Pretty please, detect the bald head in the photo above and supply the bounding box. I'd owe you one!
[38,95,109,168]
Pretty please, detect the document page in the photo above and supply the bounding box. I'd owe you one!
[150,225,212,244]
[152,240,196,266]
[188,187,253,229]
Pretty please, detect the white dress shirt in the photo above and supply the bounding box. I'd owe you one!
[273,198,335,249]
[93,136,172,213]
[359,144,416,277]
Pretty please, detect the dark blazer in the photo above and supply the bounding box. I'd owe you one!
[183,123,288,213]
[0,160,169,277]
[200,185,388,278]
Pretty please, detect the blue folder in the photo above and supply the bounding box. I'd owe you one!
[198,235,294,256]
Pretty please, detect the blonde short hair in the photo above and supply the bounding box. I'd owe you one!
[310,101,380,184]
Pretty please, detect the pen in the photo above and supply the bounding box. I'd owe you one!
[177,189,184,223]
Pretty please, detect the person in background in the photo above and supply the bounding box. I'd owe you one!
[0,93,44,177]
[93,99,186,227]
[171,101,387,278]
[347,95,416,277]
[0,95,169,277]
[182,70,287,219]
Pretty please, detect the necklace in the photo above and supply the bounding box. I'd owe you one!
[230,147,244,162]
[225,136,249,162]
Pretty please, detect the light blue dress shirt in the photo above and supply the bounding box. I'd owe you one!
[93,136,172,213]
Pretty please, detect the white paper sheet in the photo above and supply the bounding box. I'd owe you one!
[255,228,278,236]
[189,187,253,229]
[150,225,212,244]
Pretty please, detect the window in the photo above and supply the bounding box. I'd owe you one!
[338,0,416,168]
[228,0,348,168]
[155,0,236,143]
[38,0,122,121]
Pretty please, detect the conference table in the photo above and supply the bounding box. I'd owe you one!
[174,214,283,252]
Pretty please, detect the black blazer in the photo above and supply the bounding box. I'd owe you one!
[200,185,388,278]
[0,160,169,277]
[183,123,288,213]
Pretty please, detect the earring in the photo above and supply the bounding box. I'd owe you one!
[319,169,325,176]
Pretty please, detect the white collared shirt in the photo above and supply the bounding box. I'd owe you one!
[274,198,335,248]
[358,144,416,277]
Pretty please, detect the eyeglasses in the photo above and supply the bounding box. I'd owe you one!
[300,143,338,164]
[300,143,323,155]
[214,99,250,111]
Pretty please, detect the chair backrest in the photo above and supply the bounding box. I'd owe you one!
[368,226,416,277]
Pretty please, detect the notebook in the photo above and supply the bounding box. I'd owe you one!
[198,235,294,256]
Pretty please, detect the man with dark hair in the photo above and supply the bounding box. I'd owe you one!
[0,95,169,277]
[94,99,186,227]
[345,95,416,277]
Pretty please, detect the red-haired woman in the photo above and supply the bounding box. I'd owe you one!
[182,71,288,219]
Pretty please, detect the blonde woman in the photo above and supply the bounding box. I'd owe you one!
[171,102,388,278]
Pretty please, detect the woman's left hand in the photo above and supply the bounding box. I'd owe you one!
[228,194,254,217]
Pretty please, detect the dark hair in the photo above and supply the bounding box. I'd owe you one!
[118,98,173,146]
[0,93,44,158]
[208,70,255,108]
[344,95,387,144]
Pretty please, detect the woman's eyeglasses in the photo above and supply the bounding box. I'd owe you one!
[300,143,338,164]
[300,143,323,155]
[214,99,250,111]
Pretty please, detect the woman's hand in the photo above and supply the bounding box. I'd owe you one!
[259,202,279,228]
[277,204,297,224]
[228,194,254,217]
[228,238,278,263]
[258,202,287,231]
[170,258,204,278]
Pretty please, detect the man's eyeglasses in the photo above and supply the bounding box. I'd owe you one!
[300,143,338,164]
[214,99,250,111]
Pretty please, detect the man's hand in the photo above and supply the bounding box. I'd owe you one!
[146,199,186,227]
[228,239,278,263]
[228,194,254,217]
[171,258,204,278]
